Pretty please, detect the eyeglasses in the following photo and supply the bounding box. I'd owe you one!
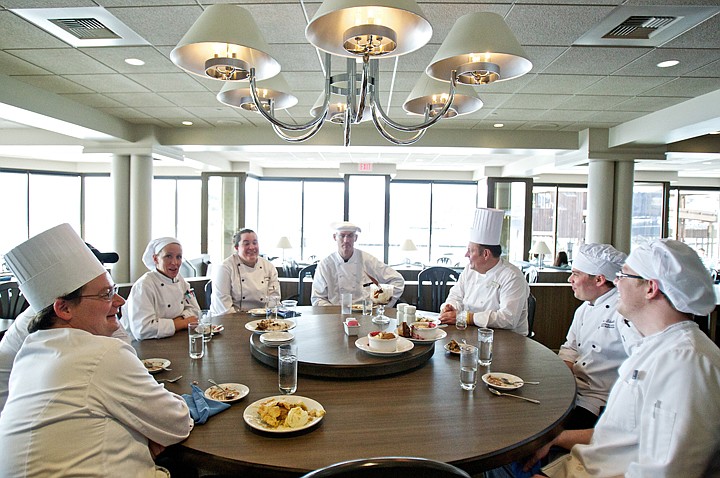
[615,271,644,281]
[79,284,119,302]
[337,233,356,240]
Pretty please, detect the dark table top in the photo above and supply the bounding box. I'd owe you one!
[132,306,575,477]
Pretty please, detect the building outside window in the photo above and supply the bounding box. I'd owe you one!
[532,185,587,264]
[668,188,720,270]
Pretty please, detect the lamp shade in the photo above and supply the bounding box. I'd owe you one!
[403,74,483,117]
[171,4,280,82]
[400,239,417,252]
[217,74,298,111]
[426,12,532,85]
[311,91,372,123]
[276,237,293,249]
[530,241,551,255]
[306,0,432,59]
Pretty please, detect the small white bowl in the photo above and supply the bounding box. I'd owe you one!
[343,320,361,336]
[368,331,398,352]
[411,322,440,340]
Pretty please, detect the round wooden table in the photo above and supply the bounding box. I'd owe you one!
[132,306,575,477]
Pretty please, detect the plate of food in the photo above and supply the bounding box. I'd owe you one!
[355,336,414,356]
[259,331,295,346]
[245,318,296,333]
[204,383,249,403]
[243,395,325,433]
[211,324,224,334]
[248,308,268,317]
[482,372,524,390]
[142,358,170,374]
[408,328,447,344]
[444,340,462,354]
[413,315,441,325]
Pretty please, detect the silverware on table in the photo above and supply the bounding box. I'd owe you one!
[500,377,540,385]
[488,387,540,404]
[158,375,183,383]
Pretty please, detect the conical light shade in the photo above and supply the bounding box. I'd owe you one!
[530,241,551,255]
[426,12,532,85]
[403,74,483,117]
[217,74,298,111]
[400,239,417,251]
[306,0,432,59]
[276,237,293,249]
[171,5,280,82]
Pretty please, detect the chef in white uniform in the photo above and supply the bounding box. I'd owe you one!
[439,208,529,335]
[123,237,201,340]
[312,222,404,307]
[0,223,192,477]
[527,239,720,478]
[210,228,280,314]
[558,243,640,431]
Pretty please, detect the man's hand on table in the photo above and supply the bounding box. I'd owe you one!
[439,303,457,324]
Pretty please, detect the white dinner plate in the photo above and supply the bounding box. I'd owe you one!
[259,331,295,345]
[408,328,447,344]
[482,372,524,390]
[248,308,268,316]
[354,336,414,356]
[211,324,224,334]
[142,358,170,374]
[204,383,249,403]
[444,341,461,355]
[243,395,325,433]
[245,319,296,333]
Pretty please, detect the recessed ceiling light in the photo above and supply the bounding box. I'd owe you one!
[657,60,679,68]
[182,121,193,126]
[493,123,504,128]
[124,58,144,66]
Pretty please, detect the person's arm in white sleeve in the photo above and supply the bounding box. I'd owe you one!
[210,261,235,315]
[268,261,281,303]
[311,261,333,306]
[471,273,529,330]
[557,311,581,370]
[367,257,404,307]
[126,282,176,340]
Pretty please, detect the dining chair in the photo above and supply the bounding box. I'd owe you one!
[299,457,471,478]
[527,292,537,338]
[437,256,451,265]
[0,282,29,320]
[204,280,212,310]
[417,266,459,313]
[297,263,318,306]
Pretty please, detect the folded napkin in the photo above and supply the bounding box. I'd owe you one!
[181,384,230,424]
[277,310,300,318]
[509,460,542,478]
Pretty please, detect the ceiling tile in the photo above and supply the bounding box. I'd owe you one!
[105,92,175,108]
[12,74,93,94]
[62,73,149,93]
[579,75,668,95]
[80,45,178,73]
[124,72,208,92]
[0,50,50,75]
[0,10,67,49]
[544,46,651,75]
[11,48,115,74]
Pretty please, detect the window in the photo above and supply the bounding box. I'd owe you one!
[668,188,720,269]
[152,177,202,259]
[532,184,587,264]
[29,173,80,237]
[83,175,113,251]
[257,180,302,262]
[348,175,386,260]
[302,181,344,262]
[0,171,28,258]
[631,183,664,250]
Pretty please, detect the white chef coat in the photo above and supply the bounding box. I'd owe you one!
[442,260,530,335]
[545,321,720,478]
[122,270,200,340]
[311,249,404,307]
[210,254,280,314]
[0,328,193,477]
[558,288,641,415]
[0,308,130,413]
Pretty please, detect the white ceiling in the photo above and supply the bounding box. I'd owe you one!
[0,1,720,180]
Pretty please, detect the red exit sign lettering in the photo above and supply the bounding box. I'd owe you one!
[358,163,373,172]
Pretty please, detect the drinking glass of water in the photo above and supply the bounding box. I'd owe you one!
[188,322,204,359]
[278,343,298,394]
[478,327,494,366]
[460,344,478,390]
[456,310,468,330]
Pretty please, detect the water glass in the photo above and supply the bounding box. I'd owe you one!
[460,344,479,390]
[281,299,298,317]
[340,293,352,315]
[278,344,298,394]
[188,322,205,359]
[266,297,279,320]
[200,310,213,343]
[478,327,494,366]
[361,297,373,316]
[456,310,468,330]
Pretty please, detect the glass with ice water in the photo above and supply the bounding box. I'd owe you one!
[188,322,204,359]
[278,343,298,394]
[200,310,213,343]
[456,309,468,330]
[478,327,494,366]
[460,344,478,390]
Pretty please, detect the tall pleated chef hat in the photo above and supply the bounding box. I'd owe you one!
[469,208,504,245]
[624,238,715,316]
[3,223,107,311]
[142,237,181,270]
[332,221,362,233]
[572,243,627,280]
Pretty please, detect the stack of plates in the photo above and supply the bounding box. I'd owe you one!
[259,331,295,346]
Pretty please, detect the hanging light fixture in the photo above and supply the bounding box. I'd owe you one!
[217,74,298,112]
[403,75,484,118]
[170,3,531,146]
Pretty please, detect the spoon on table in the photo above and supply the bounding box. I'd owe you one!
[157,375,183,383]
[499,377,540,386]
[207,379,238,400]
[488,387,540,404]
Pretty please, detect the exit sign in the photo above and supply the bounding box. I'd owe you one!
[358,162,373,172]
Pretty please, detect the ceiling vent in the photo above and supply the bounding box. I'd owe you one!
[11,7,149,47]
[575,6,719,47]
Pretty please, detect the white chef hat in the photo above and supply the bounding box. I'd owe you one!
[625,238,715,316]
[469,208,504,245]
[332,221,361,233]
[142,237,181,270]
[3,223,107,311]
[572,243,627,280]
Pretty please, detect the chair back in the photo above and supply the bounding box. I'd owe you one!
[524,266,538,283]
[0,283,30,320]
[179,260,197,278]
[417,267,459,312]
[204,280,212,310]
[300,457,471,478]
[527,292,537,338]
[297,263,318,306]
[436,257,450,265]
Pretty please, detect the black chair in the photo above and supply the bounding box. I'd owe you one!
[204,280,212,310]
[417,266,459,312]
[0,282,29,320]
[297,263,318,306]
[437,256,451,265]
[300,457,471,478]
[527,292,537,338]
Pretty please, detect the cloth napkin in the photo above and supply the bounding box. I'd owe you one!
[508,460,542,478]
[181,384,230,424]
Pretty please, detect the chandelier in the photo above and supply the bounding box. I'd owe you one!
[170,1,532,146]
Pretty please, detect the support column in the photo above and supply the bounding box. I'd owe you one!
[587,160,615,244]
[612,161,635,254]
[130,154,153,282]
[112,155,131,283]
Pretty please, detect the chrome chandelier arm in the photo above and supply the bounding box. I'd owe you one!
[270,112,328,142]
[344,98,352,147]
[371,104,427,145]
[354,55,370,125]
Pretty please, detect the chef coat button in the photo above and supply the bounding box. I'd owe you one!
[578,343,581,346]
[242,296,246,299]
[160,283,164,287]
[605,304,610,309]
[582,362,586,366]
[592,345,596,348]
[241,278,245,282]
[167,304,171,308]
[261,281,264,284]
